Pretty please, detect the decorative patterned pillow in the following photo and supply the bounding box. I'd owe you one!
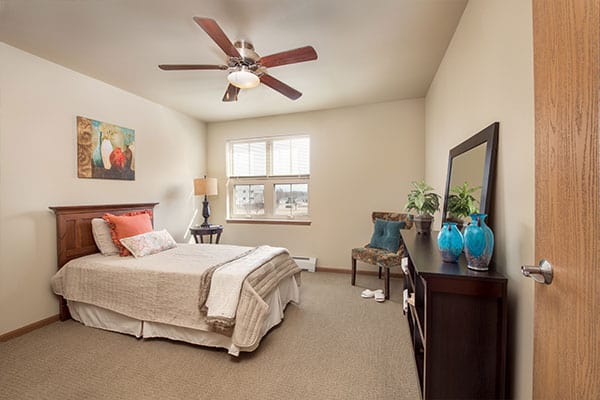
[119,229,177,258]
[103,210,153,256]
[369,219,406,253]
[91,218,120,256]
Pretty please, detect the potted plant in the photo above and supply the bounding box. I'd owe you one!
[405,180,441,234]
[446,182,480,230]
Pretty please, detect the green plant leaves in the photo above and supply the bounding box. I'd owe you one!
[447,181,480,219]
[405,180,441,216]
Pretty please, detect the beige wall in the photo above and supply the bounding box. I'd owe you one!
[425,1,534,398]
[206,99,425,268]
[0,43,207,335]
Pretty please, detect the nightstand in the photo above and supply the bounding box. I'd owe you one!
[190,225,223,244]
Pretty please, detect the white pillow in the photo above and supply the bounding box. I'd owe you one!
[91,218,120,256]
[119,229,177,258]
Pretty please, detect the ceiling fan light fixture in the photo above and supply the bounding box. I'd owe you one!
[227,68,260,89]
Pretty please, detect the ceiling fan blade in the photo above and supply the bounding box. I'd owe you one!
[193,17,241,58]
[260,74,302,100]
[158,64,228,71]
[259,46,318,68]
[222,84,240,102]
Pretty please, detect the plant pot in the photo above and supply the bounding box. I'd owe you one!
[413,214,434,234]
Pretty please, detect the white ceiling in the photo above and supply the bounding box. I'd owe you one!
[0,0,467,122]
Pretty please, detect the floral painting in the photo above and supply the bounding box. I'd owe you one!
[77,116,135,180]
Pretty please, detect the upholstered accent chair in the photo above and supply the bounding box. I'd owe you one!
[351,212,413,299]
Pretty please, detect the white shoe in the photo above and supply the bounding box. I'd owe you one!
[361,289,383,298]
[374,291,385,303]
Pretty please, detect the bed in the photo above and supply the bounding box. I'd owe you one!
[49,203,301,355]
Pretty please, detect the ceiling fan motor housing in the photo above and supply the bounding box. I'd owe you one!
[233,41,260,68]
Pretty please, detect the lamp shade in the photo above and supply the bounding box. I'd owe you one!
[227,68,260,89]
[194,177,218,196]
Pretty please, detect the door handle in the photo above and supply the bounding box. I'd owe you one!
[521,259,553,285]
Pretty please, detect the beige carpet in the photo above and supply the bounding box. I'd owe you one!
[0,272,420,400]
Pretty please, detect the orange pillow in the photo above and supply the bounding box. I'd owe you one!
[103,210,153,256]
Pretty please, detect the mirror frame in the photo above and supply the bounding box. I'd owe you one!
[442,122,499,224]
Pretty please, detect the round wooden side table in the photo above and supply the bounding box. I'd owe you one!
[190,225,223,244]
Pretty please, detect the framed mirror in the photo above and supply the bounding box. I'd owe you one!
[442,122,499,224]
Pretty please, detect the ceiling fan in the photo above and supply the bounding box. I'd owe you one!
[159,17,318,102]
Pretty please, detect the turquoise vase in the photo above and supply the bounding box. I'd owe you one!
[463,213,494,271]
[437,222,464,263]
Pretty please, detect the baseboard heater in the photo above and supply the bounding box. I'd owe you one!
[292,256,316,272]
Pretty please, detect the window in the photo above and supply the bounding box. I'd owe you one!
[233,184,264,215]
[274,183,308,216]
[227,135,310,222]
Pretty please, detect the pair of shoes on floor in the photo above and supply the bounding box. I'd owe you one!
[361,289,385,302]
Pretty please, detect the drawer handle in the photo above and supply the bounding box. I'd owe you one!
[403,289,415,314]
[401,257,409,275]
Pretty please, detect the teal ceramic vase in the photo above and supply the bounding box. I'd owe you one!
[437,222,464,263]
[463,213,494,271]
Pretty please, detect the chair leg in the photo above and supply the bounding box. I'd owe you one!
[351,257,357,286]
[385,268,390,300]
[378,266,382,279]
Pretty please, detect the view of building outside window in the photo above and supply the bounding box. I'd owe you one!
[233,184,265,215]
[274,184,308,217]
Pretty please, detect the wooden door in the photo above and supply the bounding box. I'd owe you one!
[532,0,600,398]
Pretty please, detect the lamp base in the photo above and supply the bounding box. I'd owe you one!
[201,195,211,227]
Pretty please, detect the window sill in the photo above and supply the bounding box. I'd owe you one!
[226,219,311,226]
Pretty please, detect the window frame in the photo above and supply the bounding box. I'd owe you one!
[226,135,311,223]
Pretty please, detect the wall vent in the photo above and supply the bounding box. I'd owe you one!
[292,256,316,272]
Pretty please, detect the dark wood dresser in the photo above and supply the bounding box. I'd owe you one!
[401,229,507,399]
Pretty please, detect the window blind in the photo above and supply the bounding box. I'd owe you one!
[272,137,310,176]
[228,135,309,177]
[231,141,267,177]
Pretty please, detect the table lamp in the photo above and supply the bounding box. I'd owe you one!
[194,176,218,227]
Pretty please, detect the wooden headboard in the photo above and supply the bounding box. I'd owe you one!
[49,203,158,320]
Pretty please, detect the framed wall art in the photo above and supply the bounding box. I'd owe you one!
[77,116,135,180]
